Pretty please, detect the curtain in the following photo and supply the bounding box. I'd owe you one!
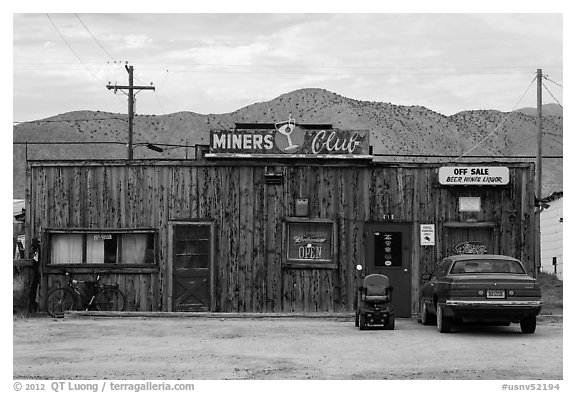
[86,237,105,264]
[51,234,83,264]
[122,234,147,264]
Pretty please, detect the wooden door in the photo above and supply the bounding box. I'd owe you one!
[171,222,214,312]
[364,223,412,317]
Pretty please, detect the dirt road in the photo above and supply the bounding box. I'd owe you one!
[13,316,562,380]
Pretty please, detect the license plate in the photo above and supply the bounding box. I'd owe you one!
[486,289,506,299]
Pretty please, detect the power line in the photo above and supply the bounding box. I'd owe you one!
[74,14,116,62]
[45,14,103,84]
[373,153,562,159]
[12,141,562,159]
[454,76,537,161]
[14,116,128,124]
[542,80,563,108]
[543,75,563,88]
[13,62,563,76]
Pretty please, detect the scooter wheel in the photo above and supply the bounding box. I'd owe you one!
[359,313,367,330]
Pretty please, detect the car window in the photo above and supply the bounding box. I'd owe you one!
[449,259,526,274]
[431,259,451,278]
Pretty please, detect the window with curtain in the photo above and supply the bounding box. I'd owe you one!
[122,234,147,264]
[51,234,83,264]
[48,231,155,265]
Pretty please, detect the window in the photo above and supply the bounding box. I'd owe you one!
[173,224,211,270]
[431,259,451,279]
[449,259,526,274]
[49,231,156,265]
[284,218,335,267]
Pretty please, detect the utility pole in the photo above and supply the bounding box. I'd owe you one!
[536,68,543,201]
[535,68,543,277]
[106,65,155,160]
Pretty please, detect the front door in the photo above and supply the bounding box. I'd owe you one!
[365,223,412,317]
[171,222,214,312]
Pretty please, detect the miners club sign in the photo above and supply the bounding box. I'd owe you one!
[207,116,371,158]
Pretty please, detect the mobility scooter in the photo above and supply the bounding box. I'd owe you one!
[355,264,395,330]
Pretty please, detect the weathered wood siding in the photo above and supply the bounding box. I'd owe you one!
[27,161,536,314]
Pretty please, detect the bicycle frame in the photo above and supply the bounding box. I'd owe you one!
[62,272,112,311]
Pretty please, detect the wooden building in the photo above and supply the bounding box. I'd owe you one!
[25,123,537,317]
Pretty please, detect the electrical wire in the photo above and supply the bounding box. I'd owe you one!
[45,14,104,85]
[454,76,537,161]
[14,116,128,125]
[542,81,563,108]
[543,75,563,89]
[13,61,563,77]
[74,14,116,62]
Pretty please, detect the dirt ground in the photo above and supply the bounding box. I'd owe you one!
[13,316,562,380]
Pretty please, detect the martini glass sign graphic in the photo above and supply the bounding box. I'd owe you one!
[274,114,304,153]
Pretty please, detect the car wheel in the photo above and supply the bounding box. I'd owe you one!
[355,311,359,327]
[520,315,537,334]
[359,313,366,330]
[420,300,434,326]
[436,303,452,333]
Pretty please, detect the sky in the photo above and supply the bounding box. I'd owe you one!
[12,12,564,122]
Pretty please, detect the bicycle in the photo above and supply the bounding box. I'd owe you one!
[45,271,125,318]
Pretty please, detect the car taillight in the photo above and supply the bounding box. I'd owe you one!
[478,290,485,296]
[508,290,515,296]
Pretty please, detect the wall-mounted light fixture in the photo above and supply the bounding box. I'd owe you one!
[295,198,309,217]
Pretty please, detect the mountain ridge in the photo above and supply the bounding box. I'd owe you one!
[13,88,562,198]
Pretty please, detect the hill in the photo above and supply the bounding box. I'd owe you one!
[13,88,562,198]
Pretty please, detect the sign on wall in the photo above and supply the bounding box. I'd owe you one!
[452,241,488,255]
[420,224,435,246]
[438,166,510,186]
[286,221,333,262]
[206,115,371,159]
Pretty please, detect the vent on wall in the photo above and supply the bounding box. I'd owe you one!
[265,166,284,185]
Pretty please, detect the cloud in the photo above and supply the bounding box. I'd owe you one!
[122,34,155,50]
[163,41,270,65]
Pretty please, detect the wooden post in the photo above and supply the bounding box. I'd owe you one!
[535,69,543,276]
[536,68,543,201]
[106,65,155,161]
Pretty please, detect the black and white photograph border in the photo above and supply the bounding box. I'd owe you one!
[6,1,572,392]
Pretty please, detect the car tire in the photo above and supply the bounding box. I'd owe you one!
[520,315,537,334]
[436,303,452,333]
[420,300,434,326]
[359,313,366,330]
[355,311,359,327]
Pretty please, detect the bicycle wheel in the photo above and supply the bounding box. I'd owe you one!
[46,288,76,318]
[95,288,125,312]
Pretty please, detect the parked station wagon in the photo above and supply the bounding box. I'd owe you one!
[419,254,542,333]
